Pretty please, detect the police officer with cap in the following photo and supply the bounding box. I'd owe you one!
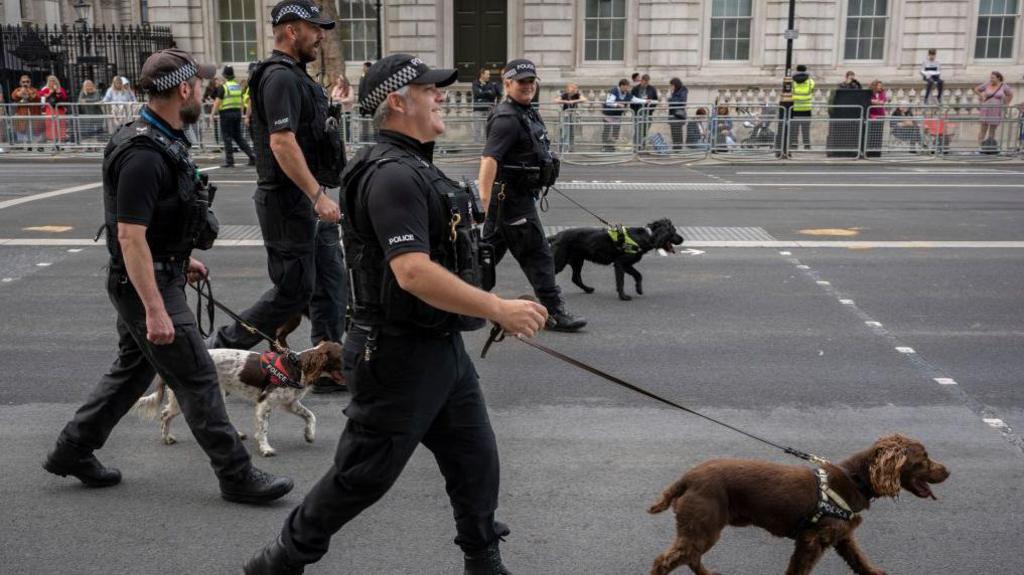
[478,59,587,332]
[43,48,293,504]
[244,53,547,575]
[210,64,256,167]
[207,0,347,358]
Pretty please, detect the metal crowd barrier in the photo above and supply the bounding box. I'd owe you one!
[3,101,1022,162]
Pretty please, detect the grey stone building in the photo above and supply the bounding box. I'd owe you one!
[6,0,1024,103]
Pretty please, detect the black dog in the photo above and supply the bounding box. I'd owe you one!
[549,219,684,301]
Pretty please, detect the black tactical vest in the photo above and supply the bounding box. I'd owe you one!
[249,52,344,188]
[101,112,216,265]
[341,140,493,334]
[488,100,559,189]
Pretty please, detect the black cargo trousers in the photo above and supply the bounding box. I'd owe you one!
[279,326,506,565]
[211,185,317,349]
[483,190,562,313]
[57,266,251,478]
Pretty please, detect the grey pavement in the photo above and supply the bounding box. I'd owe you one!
[0,159,1022,574]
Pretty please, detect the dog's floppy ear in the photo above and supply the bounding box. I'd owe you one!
[869,434,909,497]
[299,344,328,381]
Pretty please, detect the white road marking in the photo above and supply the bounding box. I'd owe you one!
[796,264,810,269]
[816,280,831,286]
[779,251,791,255]
[983,418,1008,428]
[934,378,958,385]
[36,262,51,267]
[67,248,83,253]
[0,166,219,212]
[1,278,12,283]
[735,170,1024,176]
[865,321,882,327]
[839,299,855,305]
[896,347,916,354]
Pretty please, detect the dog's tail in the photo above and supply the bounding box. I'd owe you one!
[132,378,167,421]
[648,476,689,514]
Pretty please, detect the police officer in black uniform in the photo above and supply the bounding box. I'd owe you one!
[207,0,346,354]
[244,53,548,575]
[478,59,587,332]
[42,49,292,504]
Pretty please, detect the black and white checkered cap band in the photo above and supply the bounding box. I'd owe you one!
[152,62,197,92]
[274,4,317,24]
[360,64,421,114]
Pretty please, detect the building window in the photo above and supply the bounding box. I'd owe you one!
[140,0,149,24]
[844,0,887,60]
[710,0,752,61]
[584,0,626,61]
[218,0,258,62]
[976,0,1019,59]
[338,0,379,62]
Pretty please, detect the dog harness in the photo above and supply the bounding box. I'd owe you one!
[258,351,302,390]
[607,225,641,254]
[809,468,855,524]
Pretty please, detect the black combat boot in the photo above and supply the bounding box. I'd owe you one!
[464,543,513,575]
[43,441,121,487]
[243,537,304,575]
[546,307,587,332]
[219,465,294,504]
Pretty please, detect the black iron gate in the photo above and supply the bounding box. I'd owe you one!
[0,24,174,97]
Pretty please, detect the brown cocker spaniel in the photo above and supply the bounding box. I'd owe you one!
[648,434,949,575]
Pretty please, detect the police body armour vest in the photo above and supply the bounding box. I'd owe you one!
[249,53,343,188]
[101,115,205,263]
[341,140,492,334]
[488,101,558,189]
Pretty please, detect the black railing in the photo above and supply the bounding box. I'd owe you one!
[0,23,174,97]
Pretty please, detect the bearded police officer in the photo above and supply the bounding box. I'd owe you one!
[244,53,548,575]
[478,59,587,332]
[207,0,347,363]
[43,49,292,504]
[210,64,256,167]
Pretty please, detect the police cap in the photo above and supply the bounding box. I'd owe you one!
[359,53,458,116]
[502,59,538,81]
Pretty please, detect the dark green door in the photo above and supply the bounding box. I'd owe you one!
[454,0,507,82]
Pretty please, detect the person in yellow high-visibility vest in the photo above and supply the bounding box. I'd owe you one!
[211,65,255,167]
[790,64,815,151]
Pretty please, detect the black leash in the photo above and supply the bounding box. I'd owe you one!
[544,184,617,229]
[481,323,830,466]
[189,277,298,363]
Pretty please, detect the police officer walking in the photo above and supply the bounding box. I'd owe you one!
[478,59,587,332]
[42,48,292,504]
[211,65,256,167]
[207,0,346,354]
[244,53,548,575]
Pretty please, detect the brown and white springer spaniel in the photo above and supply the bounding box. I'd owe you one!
[648,434,949,575]
[133,341,343,457]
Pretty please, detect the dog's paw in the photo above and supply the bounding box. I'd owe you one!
[258,446,277,457]
[865,569,887,575]
[635,285,644,295]
[618,293,632,301]
[162,435,177,445]
[236,430,247,440]
[304,429,315,444]
[582,286,595,294]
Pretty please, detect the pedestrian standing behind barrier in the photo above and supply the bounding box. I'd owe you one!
[601,78,640,152]
[667,78,688,151]
[43,47,293,506]
[477,58,587,332]
[631,74,659,149]
[553,82,586,152]
[211,65,256,167]
[790,64,814,151]
[207,0,345,360]
[244,51,548,575]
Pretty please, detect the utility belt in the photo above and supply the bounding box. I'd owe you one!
[498,159,559,192]
[108,256,189,279]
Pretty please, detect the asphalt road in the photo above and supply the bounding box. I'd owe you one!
[1,158,1022,574]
